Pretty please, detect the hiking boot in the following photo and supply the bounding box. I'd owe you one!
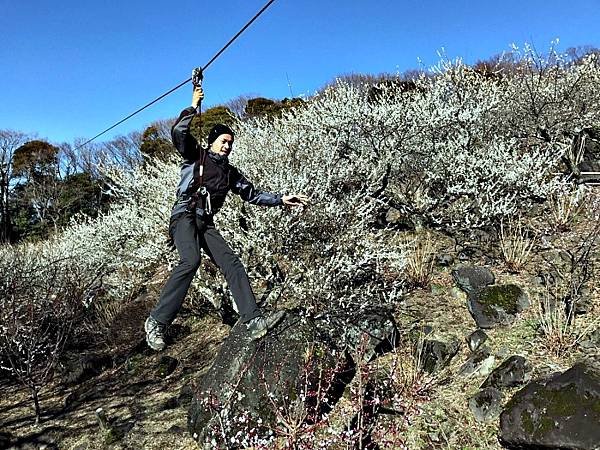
[246,310,286,340]
[145,316,166,351]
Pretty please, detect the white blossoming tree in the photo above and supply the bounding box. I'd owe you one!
[1,46,599,425]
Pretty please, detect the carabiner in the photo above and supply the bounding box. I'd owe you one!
[199,186,212,215]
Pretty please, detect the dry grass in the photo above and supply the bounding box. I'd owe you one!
[0,315,230,450]
[83,297,124,337]
[499,218,535,272]
[548,188,586,231]
[536,285,600,358]
[404,232,435,288]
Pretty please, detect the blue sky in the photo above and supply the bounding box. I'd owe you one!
[1,0,599,145]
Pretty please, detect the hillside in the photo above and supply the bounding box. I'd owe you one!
[1,48,600,449]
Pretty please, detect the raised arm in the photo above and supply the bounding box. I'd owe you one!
[170,85,205,162]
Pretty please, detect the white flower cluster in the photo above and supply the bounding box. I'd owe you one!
[1,49,597,321]
[399,53,600,226]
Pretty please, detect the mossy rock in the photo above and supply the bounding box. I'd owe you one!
[468,284,529,329]
[499,363,600,449]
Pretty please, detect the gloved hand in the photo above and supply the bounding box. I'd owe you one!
[192,85,204,109]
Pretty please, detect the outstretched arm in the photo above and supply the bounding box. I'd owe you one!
[230,168,309,207]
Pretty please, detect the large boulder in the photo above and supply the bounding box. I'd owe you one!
[468,285,529,329]
[499,363,600,450]
[189,309,393,448]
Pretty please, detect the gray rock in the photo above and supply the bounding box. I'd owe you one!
[419,338,460,374]
[468,387,503,422]
[452,265,495,294]
[340,309,399,363]
[156,356,178,378]
[459,346,495,378]
[458,246,483,261]
[499,363,600,450]
[467,329,488,352]
[189,311,354,448]
[468,284,529,329]
[436,254,454,267]
[482,355,532,390]
[580,327,600,351]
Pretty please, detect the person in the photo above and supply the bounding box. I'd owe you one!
[145,80,309,351]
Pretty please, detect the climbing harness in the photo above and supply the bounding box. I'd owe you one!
[186,151,213,217]
[199,186,212,215]
[75,0,278,151]
[188,66,211,215]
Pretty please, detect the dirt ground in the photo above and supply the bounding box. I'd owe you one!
[2,210,600,449]
[0,314,230,450]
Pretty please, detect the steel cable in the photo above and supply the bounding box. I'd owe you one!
[76,0,277,150]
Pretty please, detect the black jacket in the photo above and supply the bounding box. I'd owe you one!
[170,106,282,217]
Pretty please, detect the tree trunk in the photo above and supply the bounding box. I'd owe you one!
[32,388,41,425]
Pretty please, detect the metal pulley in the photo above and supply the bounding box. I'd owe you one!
[192,67,203,87]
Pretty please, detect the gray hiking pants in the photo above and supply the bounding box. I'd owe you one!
[151,212,261,325]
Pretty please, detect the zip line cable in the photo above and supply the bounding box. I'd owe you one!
[76,0,277,151]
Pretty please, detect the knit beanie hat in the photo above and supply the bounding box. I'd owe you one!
[207,124,235,146]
